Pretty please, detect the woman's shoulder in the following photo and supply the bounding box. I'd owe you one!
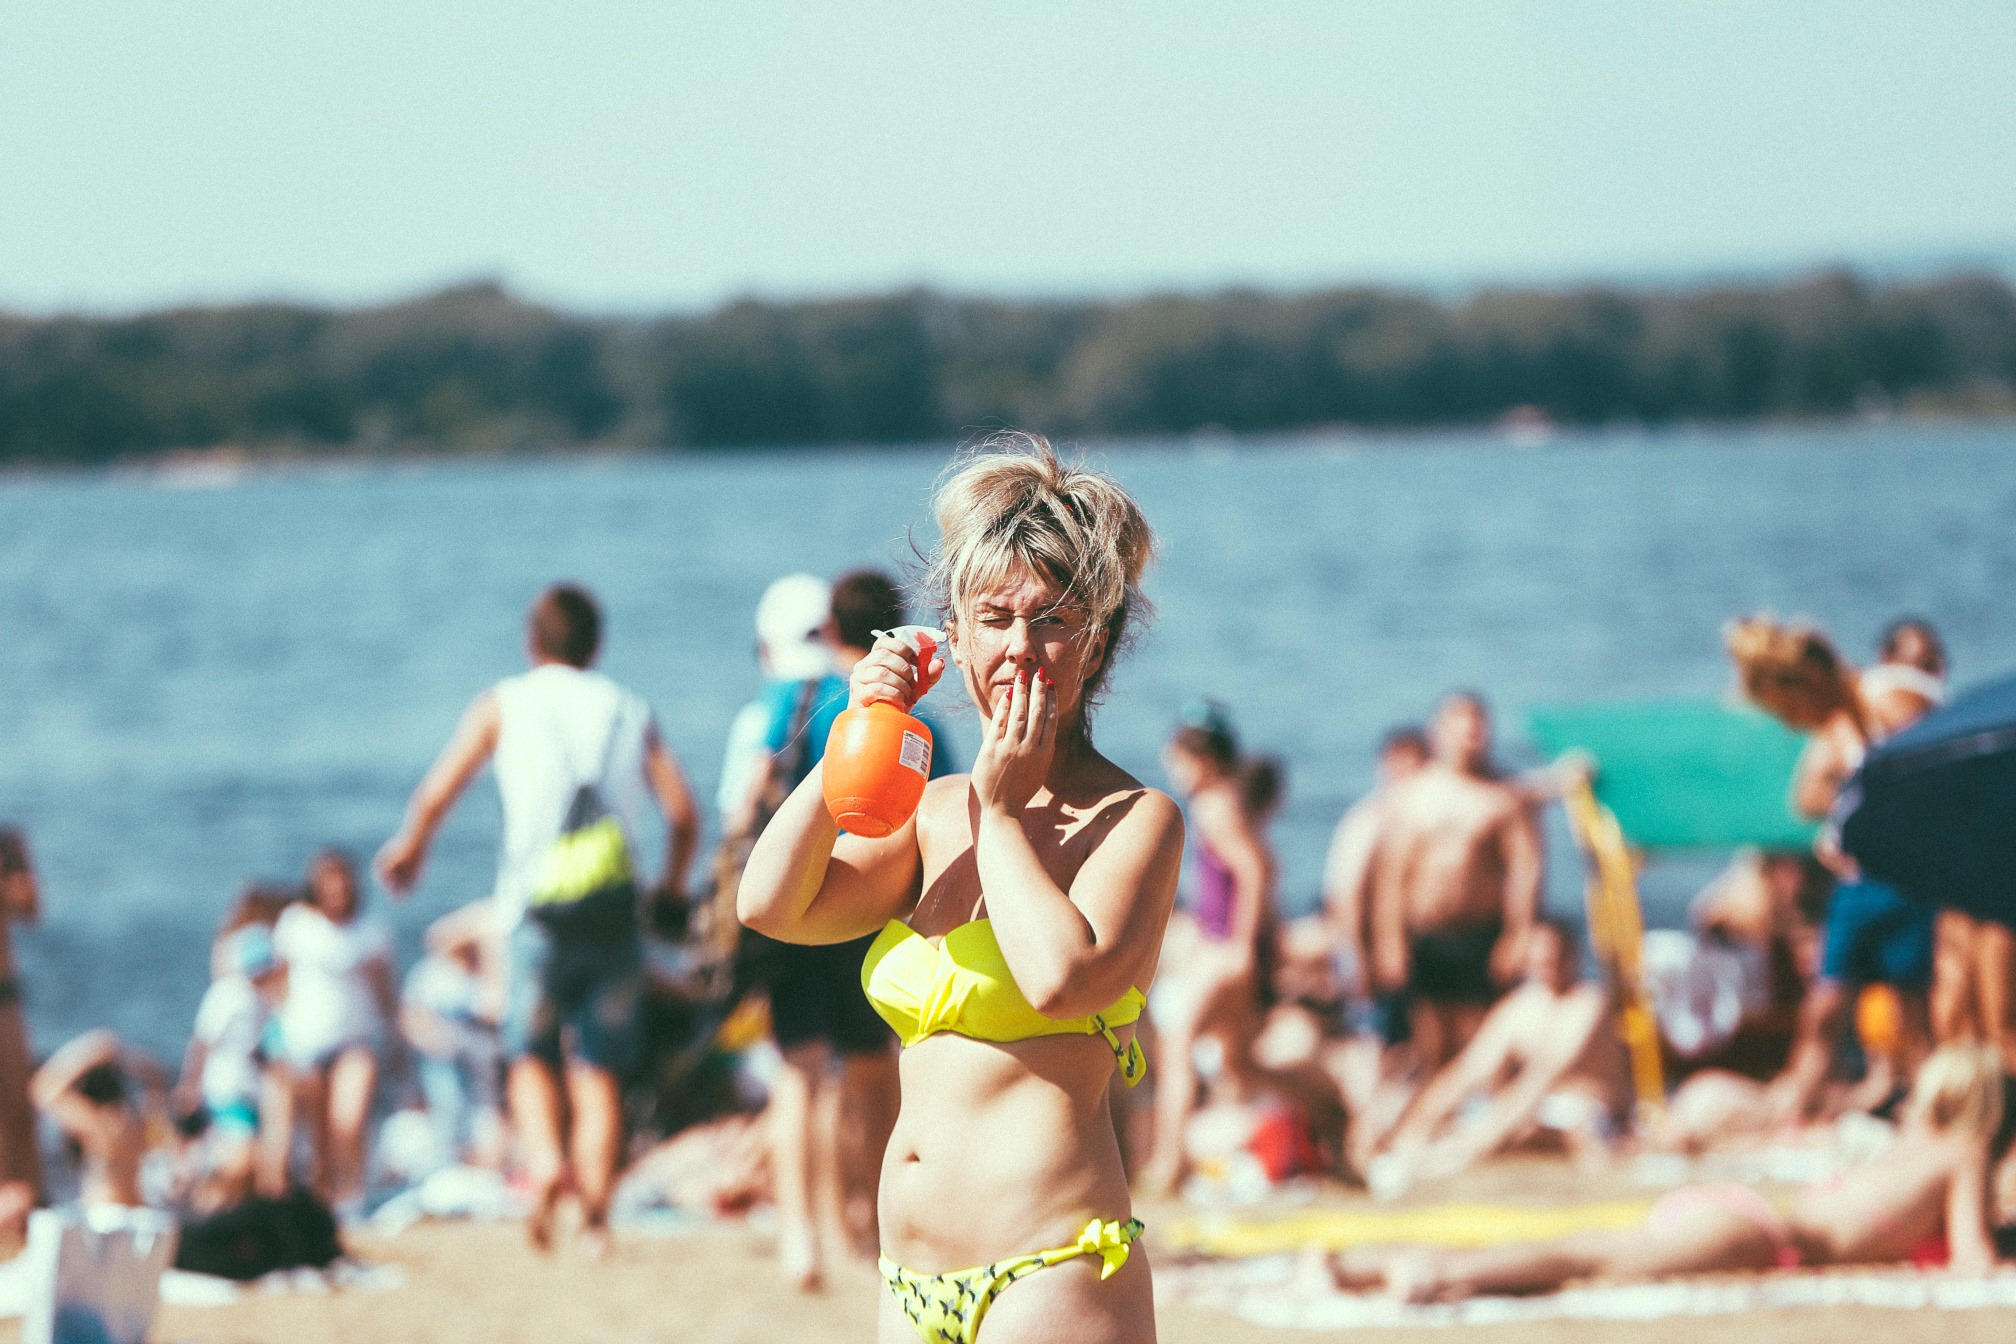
[1122,785,1185,839]
[1084,768,1184,842]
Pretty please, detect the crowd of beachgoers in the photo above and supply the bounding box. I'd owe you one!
[0,558,2009,1308]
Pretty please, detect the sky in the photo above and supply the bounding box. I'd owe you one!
[5,2,2015,316]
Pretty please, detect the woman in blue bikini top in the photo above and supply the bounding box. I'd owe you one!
[739,431,1184,1344]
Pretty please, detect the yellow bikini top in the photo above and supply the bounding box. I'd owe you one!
[860,917,1147,1086]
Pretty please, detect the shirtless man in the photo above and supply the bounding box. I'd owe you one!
[1361,693,1542,1069]
[1367,919,1630,1196]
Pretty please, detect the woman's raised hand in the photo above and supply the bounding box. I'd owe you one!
[972,666,1058,817]
[849,630,945,711]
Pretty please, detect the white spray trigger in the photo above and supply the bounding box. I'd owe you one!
[873,625,947,657]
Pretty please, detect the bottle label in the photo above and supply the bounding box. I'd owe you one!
[899,730,932,777]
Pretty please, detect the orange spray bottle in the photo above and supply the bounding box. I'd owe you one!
[822,625,946,837]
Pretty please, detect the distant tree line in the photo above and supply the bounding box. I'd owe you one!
[2,269,2013,464]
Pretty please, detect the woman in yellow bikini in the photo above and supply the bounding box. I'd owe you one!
[740,432,1183,1344]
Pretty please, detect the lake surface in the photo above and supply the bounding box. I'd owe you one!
[2,421,2012,1059]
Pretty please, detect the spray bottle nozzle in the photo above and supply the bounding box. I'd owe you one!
[873,625,947,656]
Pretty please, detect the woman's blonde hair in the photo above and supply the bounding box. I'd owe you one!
[1724,615,1855,731]
[1904,1043,2007,1139]
[924,431,1156,716]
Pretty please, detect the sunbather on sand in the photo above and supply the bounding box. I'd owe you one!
[1326,1043,2011,1303]
[1366,918,1630,1195]
[31,1030,157,1210]
[1651,984,1911,1156]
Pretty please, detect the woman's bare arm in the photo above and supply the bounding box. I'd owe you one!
[968,664,1184,1017]
[1196,789,1270,977]
[1430,988,1611,1171]
[1386,999,1520,1155]
[175,1034,209,1111]
[740,633,949,945]
[1944,1139,1996,1274]
[978,789,1185,1019]
[736,762,924,944]
[31,1030,122,1111]
[1791,730,1849,822]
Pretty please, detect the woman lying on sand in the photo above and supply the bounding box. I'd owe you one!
[1326,1043,2011,1303]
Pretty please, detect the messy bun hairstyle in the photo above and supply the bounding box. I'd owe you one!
[1724,615,1857,732]
[925,431,1156,717]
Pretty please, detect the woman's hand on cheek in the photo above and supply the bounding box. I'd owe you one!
[971,667,1058,817]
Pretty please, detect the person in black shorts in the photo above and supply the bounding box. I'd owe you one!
[1359,695,1543,1073]
[1362,923,1502,1047]
[1405,921,1505,1007]
[736,570,955,1291]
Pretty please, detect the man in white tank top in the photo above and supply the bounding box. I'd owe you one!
[375,584,698,1255]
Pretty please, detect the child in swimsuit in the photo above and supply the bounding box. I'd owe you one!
[273,849,395,1219]
[740,433,1181,1344]
[179,924,287,1207]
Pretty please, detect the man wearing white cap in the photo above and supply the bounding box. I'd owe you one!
[717,572,836,834]
[724,570,957,1290]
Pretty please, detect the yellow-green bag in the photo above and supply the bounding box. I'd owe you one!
[528,781,638,940]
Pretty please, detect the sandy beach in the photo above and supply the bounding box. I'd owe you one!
[89,1215,2016,1344]
[0,1158,1989,1344]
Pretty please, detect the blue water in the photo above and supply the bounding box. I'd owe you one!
[2,422,2012,1060]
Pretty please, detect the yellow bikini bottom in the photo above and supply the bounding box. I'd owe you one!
[879,1217,1144,1344]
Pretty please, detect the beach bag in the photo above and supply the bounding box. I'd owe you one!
[21,1206,177,1344]
[528,705,640,942]
[171,1188,341,1281]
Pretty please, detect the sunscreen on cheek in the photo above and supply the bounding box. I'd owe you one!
[823,626,945,837]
